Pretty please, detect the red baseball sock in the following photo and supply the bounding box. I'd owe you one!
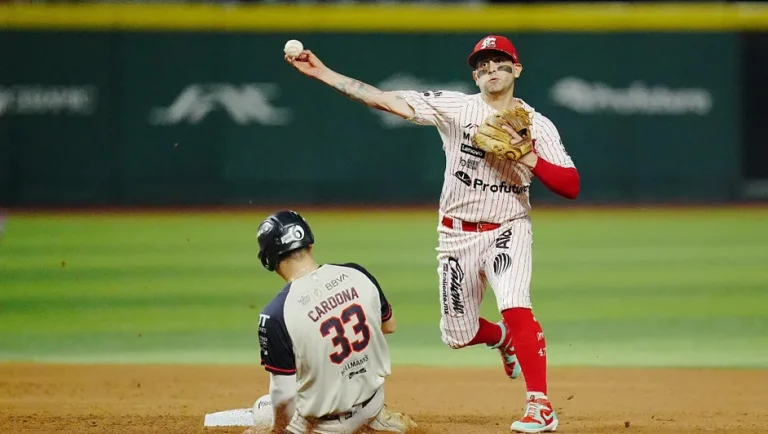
[467,317,503,347]
[502,307,547,395]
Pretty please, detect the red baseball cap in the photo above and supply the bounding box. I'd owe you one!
[467,35,520,68]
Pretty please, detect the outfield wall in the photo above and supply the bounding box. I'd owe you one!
[1,4,767,206]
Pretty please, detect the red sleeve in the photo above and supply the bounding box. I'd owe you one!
[531,156,580,200]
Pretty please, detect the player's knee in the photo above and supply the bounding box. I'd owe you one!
[440,328,474,349]
[499,296,532,311]
[441,336,465,349]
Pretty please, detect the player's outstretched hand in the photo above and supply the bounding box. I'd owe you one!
[285,50,327,79]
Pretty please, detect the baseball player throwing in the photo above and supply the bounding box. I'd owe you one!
[254,210,417,434]
[286,34,579,433]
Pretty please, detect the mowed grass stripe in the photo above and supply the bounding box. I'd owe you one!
[0,208,766,367]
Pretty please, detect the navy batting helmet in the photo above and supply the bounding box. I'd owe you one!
[257,210,315,272]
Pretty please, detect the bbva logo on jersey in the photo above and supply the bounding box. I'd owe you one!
[324,273,349,292]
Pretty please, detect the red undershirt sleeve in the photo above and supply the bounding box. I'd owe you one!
[531,155,580,200]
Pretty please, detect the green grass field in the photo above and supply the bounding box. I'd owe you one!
[1,207,767,368]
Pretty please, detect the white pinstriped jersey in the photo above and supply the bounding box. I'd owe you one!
[397,91,575,223]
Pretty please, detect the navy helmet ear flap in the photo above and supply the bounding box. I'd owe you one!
[257,218,279,271]
[258,248,276,272]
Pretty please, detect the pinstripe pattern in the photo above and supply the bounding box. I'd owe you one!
[482,218,533,310]
[398,91,574,223]
[398,90,571,347]
[436,218,532,347]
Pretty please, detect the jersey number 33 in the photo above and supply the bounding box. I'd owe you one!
[319,304,371,364]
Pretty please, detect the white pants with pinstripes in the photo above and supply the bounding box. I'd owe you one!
[436,215,533,348]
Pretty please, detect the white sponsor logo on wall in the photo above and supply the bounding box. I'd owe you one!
[550,77,713,115]
[150,83,292,125]
[373,74,474,128]
[0,85,97,116]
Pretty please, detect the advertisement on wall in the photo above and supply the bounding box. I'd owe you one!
[0,31,742,205]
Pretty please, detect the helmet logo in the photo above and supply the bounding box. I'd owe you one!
[257,221,273,237]
[481,37,497,49]
[280,225,305,244]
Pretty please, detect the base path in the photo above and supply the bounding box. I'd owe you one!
[2,363,766,433]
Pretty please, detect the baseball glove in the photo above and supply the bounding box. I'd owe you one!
[472,106,534,161]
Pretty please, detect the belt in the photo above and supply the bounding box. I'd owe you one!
[441,215,501,232]
[317,392,376,421]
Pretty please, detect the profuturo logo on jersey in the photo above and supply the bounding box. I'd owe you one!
[373,74,474,128]
[442,257,466,317]
[454,171,529,194]
[549,77,713,115]
[150,83,293,125]
[454,171,472,187]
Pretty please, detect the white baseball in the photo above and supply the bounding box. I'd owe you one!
[284,39,304,58]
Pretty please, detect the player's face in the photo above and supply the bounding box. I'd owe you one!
[473,54,521,95]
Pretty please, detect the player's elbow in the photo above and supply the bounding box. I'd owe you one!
[561,168,580,200]
[381,317,397,335]
[563,184,580,200]
[382,92,416,120]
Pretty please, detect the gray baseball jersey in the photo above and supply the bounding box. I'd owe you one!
[258,263,393,418]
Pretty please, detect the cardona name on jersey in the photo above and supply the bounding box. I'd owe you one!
[307,287,360,322]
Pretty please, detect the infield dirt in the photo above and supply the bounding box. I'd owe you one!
[2,363,766,434]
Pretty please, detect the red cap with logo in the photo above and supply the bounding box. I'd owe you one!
[467,35,520,68]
